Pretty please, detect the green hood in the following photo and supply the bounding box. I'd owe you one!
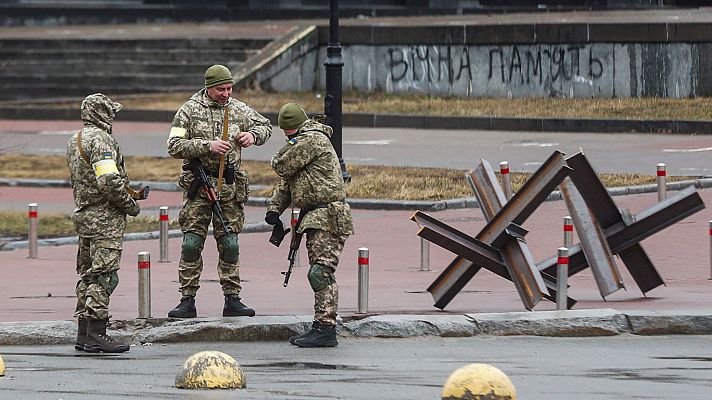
[80,93,122,133]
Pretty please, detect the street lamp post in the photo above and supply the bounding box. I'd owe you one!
[324,0,351,182]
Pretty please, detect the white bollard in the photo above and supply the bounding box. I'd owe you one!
[500,161,513,200]
[291,209,301,268]
[556,247,568,310]
[28,203,38,259]
[138,251,151,319]
[358,247,369,313]
[159,206,169,262]
[657,163,667,202]
[563,216,573,248]
[420,237,431,271]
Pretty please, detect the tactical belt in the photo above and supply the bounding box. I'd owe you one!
[303,203,329,212]
[183,164,235,185]
[188,163,235,184]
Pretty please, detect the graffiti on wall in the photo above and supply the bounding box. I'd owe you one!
[383,44,609,97]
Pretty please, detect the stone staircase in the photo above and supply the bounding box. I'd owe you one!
[0,37,272,100]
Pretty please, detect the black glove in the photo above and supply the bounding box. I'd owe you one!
[265,211,281,225]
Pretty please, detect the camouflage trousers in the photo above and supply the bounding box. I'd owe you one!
[177,193,245,297]
[305,229,347,326]
[74,236,123,320]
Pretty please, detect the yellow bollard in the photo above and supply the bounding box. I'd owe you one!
[175,351,245,389]
[441,363,516,400]
[0,354,5,376]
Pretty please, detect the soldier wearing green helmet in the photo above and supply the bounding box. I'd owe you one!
[265,103,354,348]
[167,64,272,319]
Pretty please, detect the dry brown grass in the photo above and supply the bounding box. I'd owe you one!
[0,154,693,201]
[0,210,180,238]
[98,90,712,120]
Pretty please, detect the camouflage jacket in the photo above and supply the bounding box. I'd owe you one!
[268,119,353,235]
[167,89,272,201]
[66,94,137,239]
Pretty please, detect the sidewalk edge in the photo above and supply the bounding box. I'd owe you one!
[2,309,711,345]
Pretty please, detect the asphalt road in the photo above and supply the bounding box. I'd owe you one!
[2,119,712,175]
[0,335,710,399]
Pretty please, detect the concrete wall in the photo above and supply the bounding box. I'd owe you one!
[258,21,712,98]
[264,42,712,98]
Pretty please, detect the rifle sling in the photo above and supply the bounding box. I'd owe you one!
[216,106,229,196]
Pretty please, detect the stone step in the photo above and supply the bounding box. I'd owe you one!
[0,48,258,62]
[0,59,244,74]
[0,38,271,51]
[0,36,272,100]
[0,84,195,100]
[0,73,202,88]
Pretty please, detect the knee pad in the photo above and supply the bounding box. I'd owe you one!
[218,233,239,264]
[307,264,335,292]
[181,232,205,263]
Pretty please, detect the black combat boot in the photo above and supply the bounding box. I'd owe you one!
[293,321,338,348]
[223,294,255,317]
[168,296,197,318]
[75,318,88,351]
[289,321,317,345]
[84,319,130,353]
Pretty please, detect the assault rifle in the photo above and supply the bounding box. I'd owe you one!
[126,185,150,200]
[282,209,309,287]
[186,159,231,235]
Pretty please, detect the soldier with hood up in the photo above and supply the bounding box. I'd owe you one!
[265,103,354,348]
[166,64,272,319]
[67,93,140,353]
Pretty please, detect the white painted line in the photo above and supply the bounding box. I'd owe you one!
[344,157,376,162]
[662,146,712,153]
[344,139,393,145]
[35,148,66,154]
[38,130,77,136]
[511,142,559,147]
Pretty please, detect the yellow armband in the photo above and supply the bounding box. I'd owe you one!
[93,159,119,177]
[169,127,187,138]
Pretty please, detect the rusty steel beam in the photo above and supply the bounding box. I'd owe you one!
[466,160,506,221]
[565,152,621,227]
[541,186,705,294]
[411,211,504,272]
[560,177,624,298]
[559,152,665,292]
[468,159,551,309]
[477,151,572,245]
[414,211,575,309]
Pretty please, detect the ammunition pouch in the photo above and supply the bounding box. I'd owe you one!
[233,169,249,203]
[328,201,354,235]
[186,176,201,200]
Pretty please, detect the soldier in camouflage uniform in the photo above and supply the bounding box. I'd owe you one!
[67,93,140,353]
[167,65,272,318]
[265,103,354,348]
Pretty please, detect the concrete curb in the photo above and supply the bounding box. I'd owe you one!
[2,177,711,251]
[1,309,711,346]
[3,177,712,213]
[1,106,711,134]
